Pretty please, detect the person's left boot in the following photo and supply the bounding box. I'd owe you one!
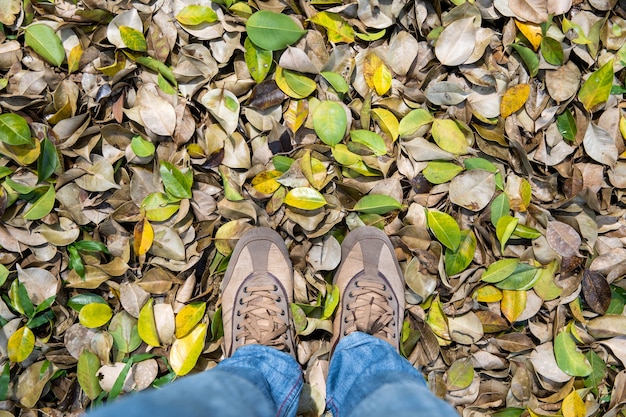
[220,227,297,358]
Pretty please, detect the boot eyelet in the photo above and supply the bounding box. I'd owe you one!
[281,309,285,316]
[237,310,241,316]
[236,324,240,329]
[348,292,354,298]
[276,296,281,302]
[382,284,387,291]
[243,286,248,293]
[343,331,348,336]
[273,285,278,291]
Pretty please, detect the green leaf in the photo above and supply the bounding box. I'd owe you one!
[74,240,110,253]
[431,119,469,155]
[350,130,387,156]
[423,161,464,184]
[138,298,160,347]
[284,187,327,210]
[282,69,316,98]
[0,113,33,146]
[244,38,273,83]
[23,185,55,220]
[131,135,155,157]
[313,101,346,146]
[482,258,519,283]
[353,194,402,215]
[446,358,474,390]
[108,360,132,400]
[490,193,510,228]
[273,155,295,172]
[68,246,85,279]
[157,72,177,95]
[77,350,102,400]
[142,192,180,222]
[246,11,306,51]
[67,293,108,312]
[331,144,362,166]
[320,72,349,93]
[444,229,476,276]
[495,263,538,290]
[119,26,147,52]
[509,43,539,77]
[578,59,614,111]
[170,322,208,376]
[398,108,433,138]
[175,5,218,25]
[540,36,563,65]
[37,138,59,182]
[7,326,35,362]
[160,161,193,200]
[496,215,518,252]
[0,264,9,287]
[109,311,141,353]
[135,56,177,86]
[554,331,592,377]
[583,350,607,395]
[79,303,113,328]
[321,285,340,320]
[512,223,541,239]
[427,210,461,251]
[0,363,9,400]
[11,279,34,317]
[557,109,577,142]
[25,24,65,67]
[355,29,386,41]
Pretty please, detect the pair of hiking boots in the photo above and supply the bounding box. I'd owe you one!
[221,226,405,359]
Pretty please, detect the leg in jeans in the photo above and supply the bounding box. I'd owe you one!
[90,228,302,417]
[327,226,457,417]
[326,332,457,417]
[89,345,302,417]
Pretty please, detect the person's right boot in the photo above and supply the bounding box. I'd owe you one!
[330,226,405,351]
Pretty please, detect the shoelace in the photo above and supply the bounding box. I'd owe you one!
[343,280,396,343]
[235,284,291,352]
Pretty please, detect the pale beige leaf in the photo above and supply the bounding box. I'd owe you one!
[435,17,476,66]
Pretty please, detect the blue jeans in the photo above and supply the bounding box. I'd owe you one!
[90,332,458,417]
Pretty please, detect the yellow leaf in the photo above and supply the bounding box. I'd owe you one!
[515,20,542,51]
[134,218,154,256]
[8,326,35,362]
[96,52,126,77]
[284,187,327,210]
[372,108,399,141]
[79,303,113,328]
[68,43,83,74]
[562,390,586,417]
[431,119,470,155]
[170,322,208,376]
[175,302,207,339]
[308,12,355,43]
[474,285,503,303]
[373,60,392,96]
[138,298,160,347]
[500,84,530,118]
[426,296,451,346]
[251,170,282,194]
[301,150,327,190]
[501,289,526,323]
[363,53,383,90]
[284,99,308,133]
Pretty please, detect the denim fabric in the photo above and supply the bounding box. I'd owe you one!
[90,333,456,417]
[89,344,303,417]
[326,332,458,417]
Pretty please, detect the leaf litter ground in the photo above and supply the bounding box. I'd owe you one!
[1,0,626,416]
